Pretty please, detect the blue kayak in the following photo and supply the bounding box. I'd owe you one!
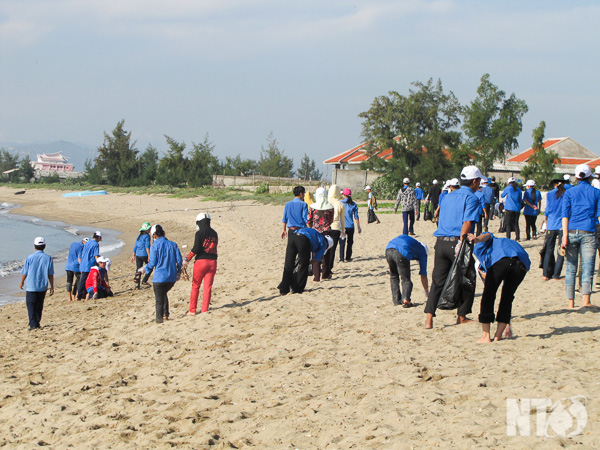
[62,190,108,198]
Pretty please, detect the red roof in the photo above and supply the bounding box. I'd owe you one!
[584,158,600,168]
[559,158,591,165]
[323,143,367,164]
[507,138,565,162]
[325,140,445,165]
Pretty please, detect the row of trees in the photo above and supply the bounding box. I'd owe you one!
[85,123,322,187]
[0,150,34,183]
[359,73,557,189]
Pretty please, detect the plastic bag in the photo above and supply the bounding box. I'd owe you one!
[423,203,432,221]
[437,237,476,310]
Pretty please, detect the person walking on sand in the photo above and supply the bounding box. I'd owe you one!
[424,166,484,329]
[308,187,334,281]
[542,179,566,280]
[278,186,309,296]
[85,256,111,300]
[468,232,530,343]
[365,185,380,224]
[327,184,345,278]
[65,237,88,302]
[340,188,361,262]
[523,180,542,240]
[20,237,54,330]
[131,222,152,288]
[394,178,417,235]
[385,235,429,308]
[425,179,441,215]
[488,176,500,219]
[138,224,183,323]
[182,213,218,315]
[77,231,102,300]
[480,179,495,232]
[414,182,425,220]
[561,164,600,309]
[434,179,459,218]
[501,178,523,242]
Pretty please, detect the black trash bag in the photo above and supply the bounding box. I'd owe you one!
[293,255,313,276]
[423,203,432,221]
[367,209,378,224]
[437,237,476,310]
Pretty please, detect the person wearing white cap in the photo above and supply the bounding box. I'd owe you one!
[385,235,429,307]
[20,237,55,330]
[523,180,541,240]
[394,178,417,235]
[434,179,459,218]
[480,179,495,232]
[414,182,425,220]
[65,237,89,302]
[425,179,442,219]
[364,185,380,225]
[542,179,566,280]
[561,164,600,308]
[424,165,484,329]
[77,231,102,300]
[85,256,111,300]
[132,222,153,289]
[181,213,218,315]
[563,174,573,189]
[592,167,600,190]
[501,178,523,242]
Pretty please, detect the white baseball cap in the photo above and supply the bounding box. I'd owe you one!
[364,185,371,191]
[525,179,536,186]
[416,182,421,187]
[97,256,109,263]
[403,178,409,184]
[34,236,45,246]
[94,231,102,238]
[196,212,211,222]
[432,179,438,185]
[563,174,571,181]
[82,237,90,243]
[575,164,592,179]
[448,178,460,187]
[507,177,516,183]
[595,167,600,174]
[460,165,487,181]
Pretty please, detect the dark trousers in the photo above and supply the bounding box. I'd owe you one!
[153,281,175,323]
[26,291,46,329]
[483,205,491,229]
[135,256,151,286]
[476,214,484,236]
[278,232,311,294]
[323,230,340,278]
[385,248,412,305]
[524,214,537,240]
[543,230,564,279]
[415,200,421,220]
[479,257,527,324]
[340,227,355,261]
[402,210,415,235]
[505,210,520,241]
[66,270,80,295]
[77,272,90,300]
[424,237,475,317]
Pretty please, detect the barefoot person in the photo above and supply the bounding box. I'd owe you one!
[424,166,483,329]
[139,224,183,323]
[468,232,530,342]
[20,237,54,330]
[65,237,88,302]
[182,213,218,315]
[385,235,429,307]
[561,164,600,308]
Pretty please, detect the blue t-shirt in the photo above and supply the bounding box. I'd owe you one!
[79,239,100,272]
[414,187,425,200]
[501,186,523,212]
[145,236,183,283]
[434,186,481,238]
[295,227,328,262]
[475,190,486,212]
[481,185,494,205]
[438,190,448,206]
[65,241,83,272]
[21,251,54,292]
[474,233,531,272]
[341,198,359,229]
[545,189,564,231]
[523,188,542,216]
[562,180,600,232]
[282,197,308,228]
[386,235,428,276]
[133,233,151,257]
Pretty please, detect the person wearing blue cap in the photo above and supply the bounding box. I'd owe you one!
[424,166,484,329]
[20,237,54,330]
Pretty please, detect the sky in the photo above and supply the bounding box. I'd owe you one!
[1,0,598,173]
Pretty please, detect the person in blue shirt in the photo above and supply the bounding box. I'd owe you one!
[20,237,54,330]
[434,179,459,218]
[414,182,425,220]
[77,231,102,300]
[278,186,309,295]
[563,174,573,189]
[467,232,530,343]
[480,179,495,232]
[385,235,429,307]
[523,180,542,240]
[561,164,600,308]
[542,179,566,280]
[131,221,152,289]
[425,166,484,329]
[65,237,88,302]
[339,188,361,262]
[474,186,488,236]
[139,224,183,323]
[501,177,523,242]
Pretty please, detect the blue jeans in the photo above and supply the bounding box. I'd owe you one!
[402,210,415,235]
[566,231,597,298]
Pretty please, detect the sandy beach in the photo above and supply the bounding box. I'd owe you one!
[0,186,598,449]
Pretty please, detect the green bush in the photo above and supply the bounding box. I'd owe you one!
[256,182,269,194]
[372,175,401,200]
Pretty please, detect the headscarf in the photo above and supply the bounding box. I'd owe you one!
[304,191,315,206]
[328,184,341,202]
[310,187,333,211]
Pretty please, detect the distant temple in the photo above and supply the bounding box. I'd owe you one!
[31,152,74,172]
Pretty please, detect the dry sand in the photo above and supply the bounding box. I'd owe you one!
[0,186,599,449]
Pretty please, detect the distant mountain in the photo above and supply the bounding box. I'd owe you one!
[0,140,97,172]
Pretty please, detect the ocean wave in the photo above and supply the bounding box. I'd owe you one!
[100,240,125,254]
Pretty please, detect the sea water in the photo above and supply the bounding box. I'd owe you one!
[0,202,124,306]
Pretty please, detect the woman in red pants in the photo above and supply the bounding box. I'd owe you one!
[182,213,218,315]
